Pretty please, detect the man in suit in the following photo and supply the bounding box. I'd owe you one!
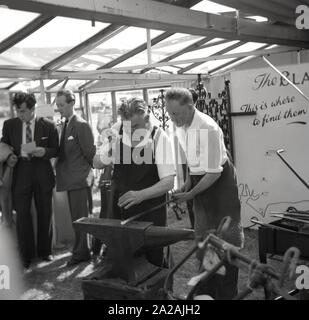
[1,92,59,269]
[55,89,96,267]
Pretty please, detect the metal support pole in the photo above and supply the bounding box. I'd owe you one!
[111,91,117,124]
[297,50,301,64]
[146,29,152,65]
[225,80,235,162]
[39,79,46,104]
[46,92,51,104]
[79,90,86,120]
[85,92,91,123]
[143,88,149,105]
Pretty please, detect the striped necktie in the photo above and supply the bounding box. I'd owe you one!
[26,121,32,143]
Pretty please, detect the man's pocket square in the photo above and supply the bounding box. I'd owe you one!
[68,136,74,140]
[41,137,48,140]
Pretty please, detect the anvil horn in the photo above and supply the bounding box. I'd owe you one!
[144,226,194,247]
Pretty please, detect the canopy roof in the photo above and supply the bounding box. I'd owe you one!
[0,0,308,92]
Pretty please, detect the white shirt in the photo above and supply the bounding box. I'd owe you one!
[96,121,176,180]
[21,117,36,157]
[176,109,228,175]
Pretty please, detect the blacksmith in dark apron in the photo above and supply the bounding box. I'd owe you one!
[166,88,244,300]
[93,98,175,267]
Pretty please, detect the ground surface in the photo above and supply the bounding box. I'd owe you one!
[2,190,298,300]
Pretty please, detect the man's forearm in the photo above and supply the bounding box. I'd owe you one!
[141,175,174,201]
[190,172,221,197]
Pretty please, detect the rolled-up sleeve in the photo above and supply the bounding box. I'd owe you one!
[199,128,224,173]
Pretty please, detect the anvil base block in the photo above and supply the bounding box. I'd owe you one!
[82,268,169,300]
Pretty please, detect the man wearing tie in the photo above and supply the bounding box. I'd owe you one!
[1,92,59,269]
[55,89,96,267]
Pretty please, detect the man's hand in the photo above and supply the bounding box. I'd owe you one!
[31,147,46,157]
[118,190,145,210]
[6,154,18,167]
[172,191,194,204]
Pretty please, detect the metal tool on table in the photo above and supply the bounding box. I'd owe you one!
[271,212,309,220]
[267,148,309,190]
[271,214,309,225]
[250,218,293,232]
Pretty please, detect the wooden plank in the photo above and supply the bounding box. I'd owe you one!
[3,0,309,48]
[141,37,212,73]
[178,40,246,73]
[41,25,128,71]
[212,0,295,24]
[0,15,54,54]
[68,46,302,76]
[78,31,173,89]
[208,44,270,74]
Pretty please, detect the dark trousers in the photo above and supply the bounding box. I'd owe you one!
[0,165,13,226]
[67,188,91,260]
[190,158,243,300]
[13,160,53,262]
[0,186,13,226]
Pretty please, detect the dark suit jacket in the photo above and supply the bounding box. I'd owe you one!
[56,114,96,192]
[1,117,59,191]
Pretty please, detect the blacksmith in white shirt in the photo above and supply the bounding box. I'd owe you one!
[165,87,244,300]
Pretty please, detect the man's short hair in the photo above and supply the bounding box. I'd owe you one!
[118,98,149,120]
[165,88,194,106]
[12,92,36,110]
[56,89,76,104]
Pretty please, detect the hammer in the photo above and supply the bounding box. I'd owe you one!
[266,148,309,190]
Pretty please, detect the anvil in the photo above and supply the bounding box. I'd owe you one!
[74,217,194,286]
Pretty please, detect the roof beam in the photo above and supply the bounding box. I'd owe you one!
[97,32,173,70]
[79,31,173,90]
[140,39,232,73]
[208,44,270,74]
[5,82,19,90]
[46,79,66,90]
[0,67,199,81]
[61,46,303,76]
[187,39,231,52]
[178,41,246,73]
[0,14,54,54]
[77,1,203,90]
[1,47,299,80]
[3,0,309,48]
[41,24,128,71]
[141,37,212,73]
[212,0,298,25]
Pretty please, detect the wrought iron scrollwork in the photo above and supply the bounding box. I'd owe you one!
[150,89,170,130]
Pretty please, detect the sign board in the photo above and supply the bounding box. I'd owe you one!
[230,63,309,227]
